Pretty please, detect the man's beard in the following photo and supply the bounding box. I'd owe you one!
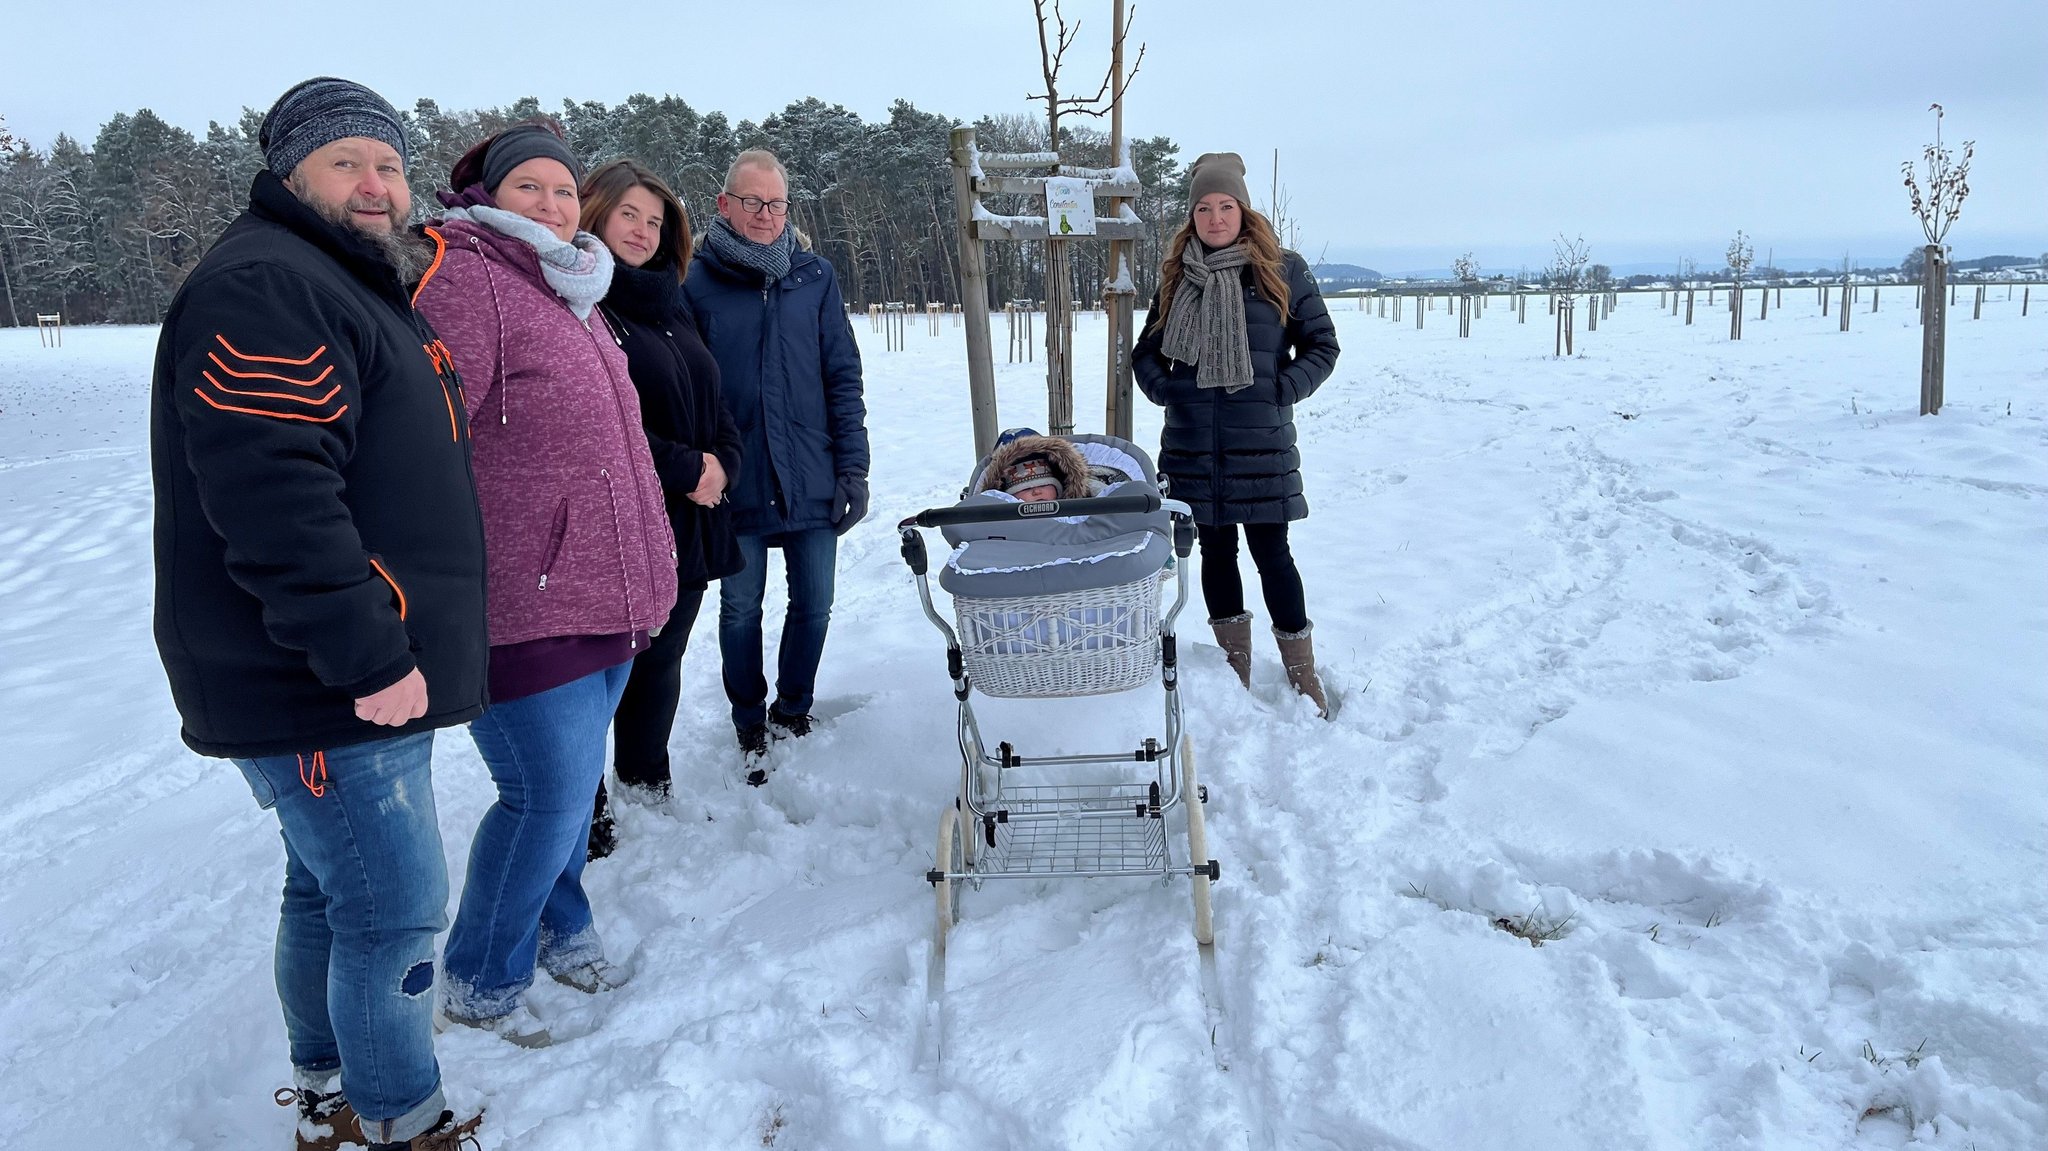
[288,174,433,284]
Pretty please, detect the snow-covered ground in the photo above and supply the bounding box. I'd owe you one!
[1,289,2043,1150]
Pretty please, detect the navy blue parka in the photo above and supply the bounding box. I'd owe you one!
[683,242,869,536]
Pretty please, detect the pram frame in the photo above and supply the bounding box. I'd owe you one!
[898,486,1218,947]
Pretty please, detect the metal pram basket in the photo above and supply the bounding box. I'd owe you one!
[952,572,1162,698]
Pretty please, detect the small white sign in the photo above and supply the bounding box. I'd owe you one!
[1045,177,1096,237]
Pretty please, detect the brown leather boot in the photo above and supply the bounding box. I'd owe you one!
[1209,612,1254,689]
[274,1084,361,1151]
[1274,623,1330,719]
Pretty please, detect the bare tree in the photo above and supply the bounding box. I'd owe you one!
[1903,104,1971,416]
[1902,103,1972,247]
[1452,251,1479,286]
[1027,0,1145,435]
[1725,230,1754,282]
[1726,230,1753,339]
[1545,234,1590,356]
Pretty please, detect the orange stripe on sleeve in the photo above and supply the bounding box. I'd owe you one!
[207,352,335,387]
[201,371,342,407]
[214,334,329,366]
[193,388,349,424]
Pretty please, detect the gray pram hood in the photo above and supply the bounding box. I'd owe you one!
[938,433,1171,599]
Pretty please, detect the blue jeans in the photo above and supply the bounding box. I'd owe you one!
[443,662,629,1020]
[719,528,838,728]
[233,731,448,1145]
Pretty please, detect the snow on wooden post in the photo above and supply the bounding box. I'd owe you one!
[948,127,1000,458]
[1587,293,1598,332]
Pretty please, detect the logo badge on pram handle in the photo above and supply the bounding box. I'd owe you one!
[1017,500,1062,517]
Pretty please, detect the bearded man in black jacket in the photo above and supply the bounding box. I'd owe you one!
[150,77,485,1151]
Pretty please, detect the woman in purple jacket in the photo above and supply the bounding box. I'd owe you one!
[415,121,678,1047]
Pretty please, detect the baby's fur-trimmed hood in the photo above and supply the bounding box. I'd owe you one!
[977,434,1093,499]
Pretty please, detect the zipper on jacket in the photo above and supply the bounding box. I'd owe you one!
[538,498,569,590]
[367,554,409,621]
[599,467,637,647]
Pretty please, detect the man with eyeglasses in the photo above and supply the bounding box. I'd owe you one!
[685,148,870,777]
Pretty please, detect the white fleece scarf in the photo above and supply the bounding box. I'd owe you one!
[442,204,614,321]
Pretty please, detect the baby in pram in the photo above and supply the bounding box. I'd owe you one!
[937,432,1174,694]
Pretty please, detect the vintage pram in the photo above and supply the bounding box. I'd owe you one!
[896,433,1217,953]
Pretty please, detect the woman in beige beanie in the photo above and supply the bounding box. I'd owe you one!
[1134,152,1341,717]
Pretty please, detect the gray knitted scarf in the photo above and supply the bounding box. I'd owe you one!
[1160,240,1255,392]
[441,204,614,321]
[705,215,797,284]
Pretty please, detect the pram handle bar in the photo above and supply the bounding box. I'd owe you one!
[900,492,1181,529]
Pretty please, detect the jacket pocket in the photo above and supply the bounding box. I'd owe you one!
[367,554,409,621]
[538,497,570,590]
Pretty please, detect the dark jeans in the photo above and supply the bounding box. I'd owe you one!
[611,589,707,789]
[1196,522,1310,633]
[719,528,837,729]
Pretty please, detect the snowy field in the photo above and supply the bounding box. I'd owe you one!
[1,289,2043,1150]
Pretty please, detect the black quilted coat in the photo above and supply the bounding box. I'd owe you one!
[1134,250,1339,524]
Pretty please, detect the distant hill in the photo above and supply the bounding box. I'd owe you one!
[1311,262,1382,289]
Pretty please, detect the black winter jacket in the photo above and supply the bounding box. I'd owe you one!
[1134,250,1339,524]
[150,171,488,758]
[599,260,744,591]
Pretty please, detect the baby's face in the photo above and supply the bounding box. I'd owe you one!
[1013,483,1060,503]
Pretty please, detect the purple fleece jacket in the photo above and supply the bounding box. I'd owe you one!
[416,219,678,647]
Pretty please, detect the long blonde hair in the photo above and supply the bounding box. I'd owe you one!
[1149,203,1291,333]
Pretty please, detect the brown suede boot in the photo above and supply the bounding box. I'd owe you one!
[1274,623,1330,719]
[1209,612,1254,689]
[275,1084,361,1151]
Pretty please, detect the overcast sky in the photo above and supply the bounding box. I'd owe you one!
[6,0,2042,273]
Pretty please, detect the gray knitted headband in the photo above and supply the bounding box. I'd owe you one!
[480,125,584,193]
[260,77,408,178]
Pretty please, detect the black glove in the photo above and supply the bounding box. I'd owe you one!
[830,473,869,536]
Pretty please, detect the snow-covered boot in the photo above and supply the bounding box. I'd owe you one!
[274,1080,360,1151]
[1210,612,1254,689]
[367,1109,482,1150]
[1274,623,1329,719]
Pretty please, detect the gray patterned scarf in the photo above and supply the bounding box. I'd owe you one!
[1160,240,1254,392]
[441,204,614,320]
[704,215,798,284]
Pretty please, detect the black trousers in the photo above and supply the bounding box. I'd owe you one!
[1195,522,1309,633]
[610,588,707,789]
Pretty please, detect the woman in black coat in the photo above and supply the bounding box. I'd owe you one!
[1134,152,1340,717]
[579,160,745,852]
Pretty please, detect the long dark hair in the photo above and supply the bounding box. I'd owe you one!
[578,160,692,283]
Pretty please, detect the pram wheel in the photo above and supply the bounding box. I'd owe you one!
[934,804,968,953]
[1183,737,1215,947]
